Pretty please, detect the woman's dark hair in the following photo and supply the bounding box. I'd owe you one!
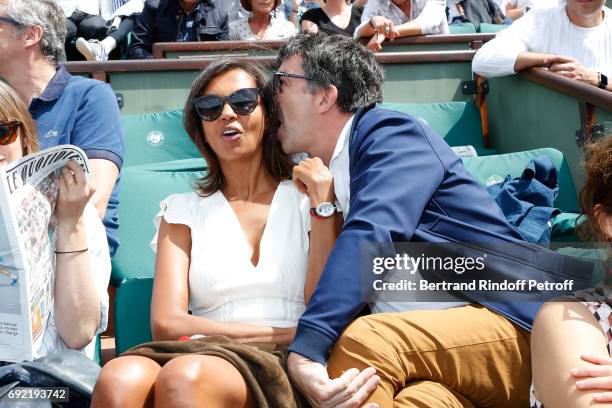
[184,59,293,196]
[240,0,282,13]
[577,136,612,243]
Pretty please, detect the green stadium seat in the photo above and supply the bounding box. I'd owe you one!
[477,23,510,33]
[380,101,488,153]
[114,278,154,354]
[121,109,201,167]
[448,22,477,33]
[111,158,207,286]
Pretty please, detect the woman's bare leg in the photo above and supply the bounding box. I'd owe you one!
[154,354,255,408]
[92,355,162,408]
[531,300,608,408]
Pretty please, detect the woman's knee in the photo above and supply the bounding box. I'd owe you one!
[92,356,161,407]
[155,355,253,407]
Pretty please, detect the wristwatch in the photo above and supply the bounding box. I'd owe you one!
[598,72,608,90]
[310,201,340,218]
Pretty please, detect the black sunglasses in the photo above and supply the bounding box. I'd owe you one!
[0,121,20,145]
[0,16,20,26]
[193,88,261,121]
[272,71,316,94]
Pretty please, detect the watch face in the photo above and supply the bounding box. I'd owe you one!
[316,202,336,217]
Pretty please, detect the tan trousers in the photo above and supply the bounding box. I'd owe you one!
[327,305,531,408]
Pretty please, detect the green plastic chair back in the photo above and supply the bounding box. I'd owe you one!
[121,109,201,167]
[379,101,487,152]
[115,278,154,354]
[111,158,207,285]
[461,147,579,212]
[477,23,510,33]
[448,22,477,33]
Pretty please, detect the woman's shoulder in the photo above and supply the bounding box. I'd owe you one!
[161,191,205,208]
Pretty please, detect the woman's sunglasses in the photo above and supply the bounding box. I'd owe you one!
[193,88,261,121]
[0,121,20,145]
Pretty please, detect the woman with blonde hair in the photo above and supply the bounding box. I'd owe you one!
[0,78,110,361]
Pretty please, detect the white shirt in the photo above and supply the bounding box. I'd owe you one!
[229,15,296,40]
[472,5,612,78]
[36,204,110,359]
[355,0,449,38]
[151,181,311,328]
[327,112,467,313]
[329,116,354,218]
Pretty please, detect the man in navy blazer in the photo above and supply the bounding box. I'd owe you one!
[274,33,591,407]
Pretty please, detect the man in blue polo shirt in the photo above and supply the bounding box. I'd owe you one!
[0,0,124,257]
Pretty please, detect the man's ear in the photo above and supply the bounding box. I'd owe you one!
[317,85,339,114]
[21,25,43,50]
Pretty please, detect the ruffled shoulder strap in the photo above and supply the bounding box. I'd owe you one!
[150,192,200,252]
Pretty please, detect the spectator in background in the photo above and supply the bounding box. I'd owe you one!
[501,0,533,20]
[127,0,230,59]
[229,0,295,40]
[447,0,508,29]
[354,0,448,51]
[76,0,144,61]
[472,0,611,91]
[0,0,125,257]
[0,78,110,361]
[55,0,107,56]
[301,0,364,37]
[502,0,559,21]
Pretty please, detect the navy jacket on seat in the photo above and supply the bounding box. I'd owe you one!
[289,106,593,364]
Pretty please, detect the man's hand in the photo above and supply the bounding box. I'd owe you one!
[572,354,612,403]
[292,157,335,206]
[369,16,399,40]
[287,352,380,408]
[547,58,600,87]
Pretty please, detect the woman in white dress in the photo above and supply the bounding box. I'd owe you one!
[229,0,296,40]
[91,60,348,407]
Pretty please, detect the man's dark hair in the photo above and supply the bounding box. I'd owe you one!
[277,33,384,113]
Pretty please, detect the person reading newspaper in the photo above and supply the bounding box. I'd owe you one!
[0,79,110,365]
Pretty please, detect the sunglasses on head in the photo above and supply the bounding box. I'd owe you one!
[193,88,261,121]
[0,121,20,145]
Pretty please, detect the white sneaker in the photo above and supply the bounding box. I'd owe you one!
[76,37,108,62]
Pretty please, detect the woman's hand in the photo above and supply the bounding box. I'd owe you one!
[572,354,612,402]
[292,157,335,206]
[55,160,95,222]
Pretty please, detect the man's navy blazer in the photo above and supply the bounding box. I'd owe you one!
[289,106,593,364]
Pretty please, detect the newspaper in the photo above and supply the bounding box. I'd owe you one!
[0,145,90,362]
